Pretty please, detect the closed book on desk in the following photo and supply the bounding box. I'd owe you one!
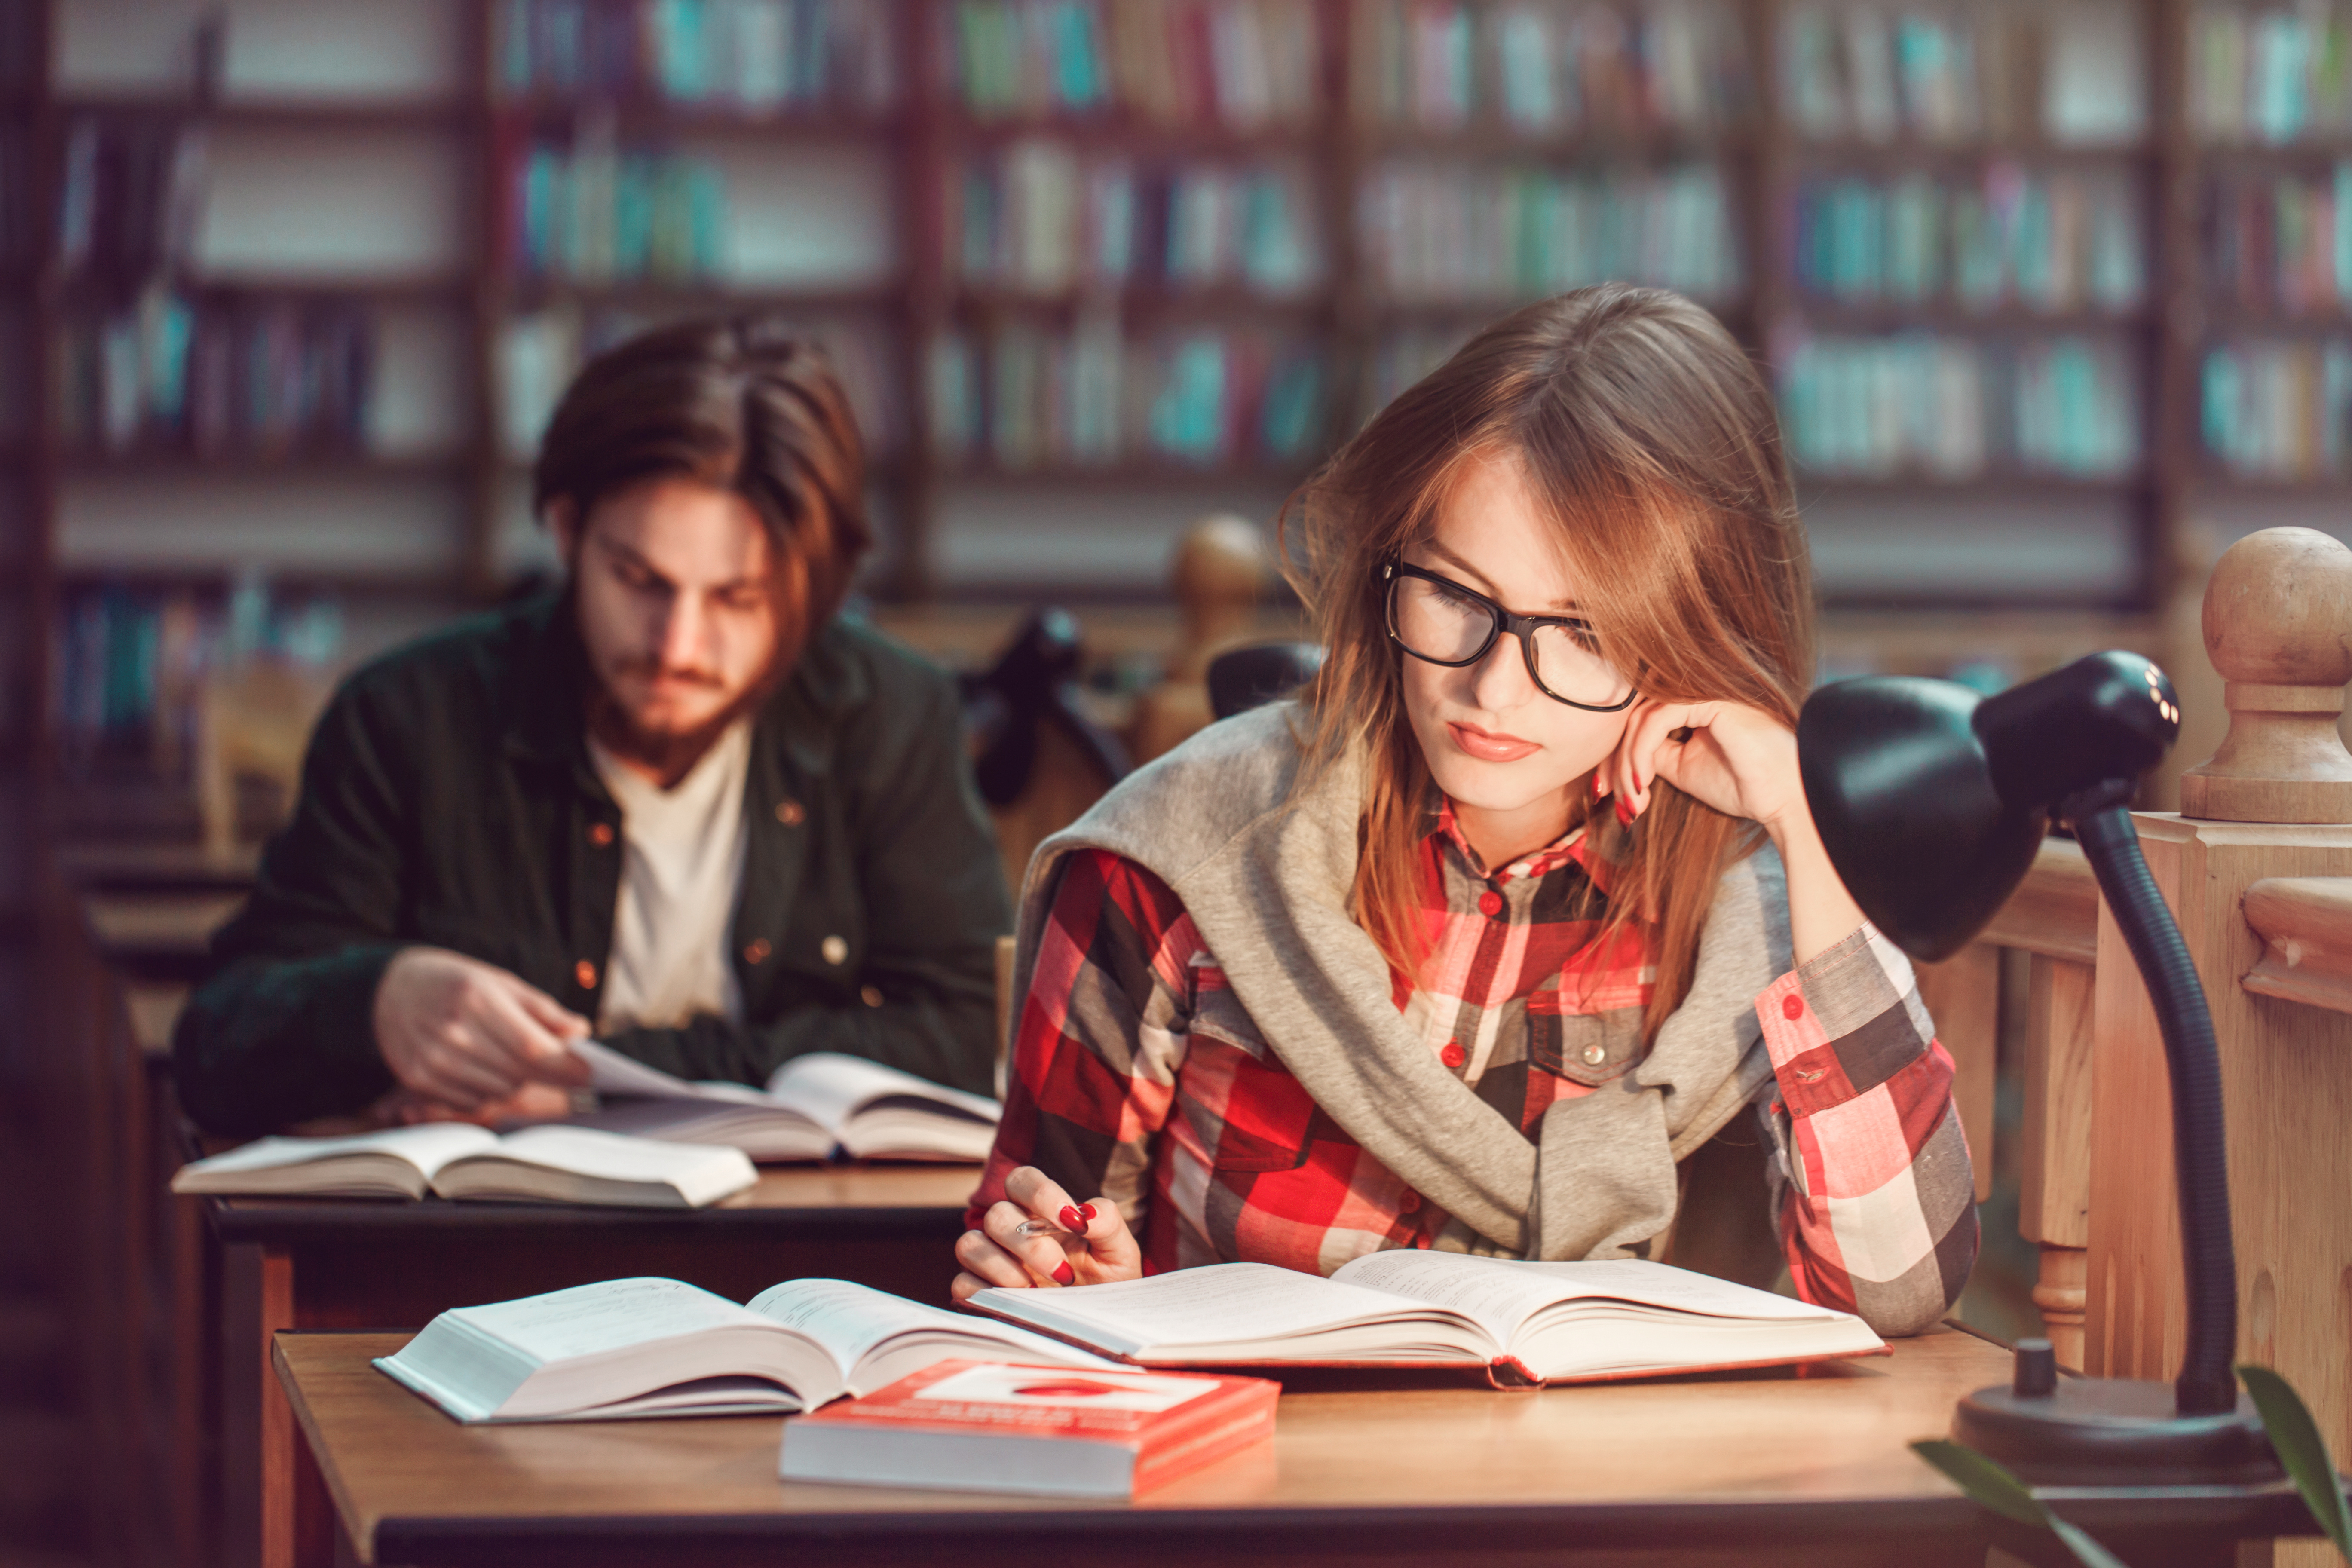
[780,1360,1279,1498]
[966,1255,1886,1386]
[376,1277,1123,1423]
[169,1123,755,1208]
[566,1041,1000,1161]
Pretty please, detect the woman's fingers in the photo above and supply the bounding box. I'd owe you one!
[1614,700,1697,816]
[953,1226,1043,1290]
[1066,1196,1142,1279]
[1002,1164,1083,1227]
[980,1199,1080,1286]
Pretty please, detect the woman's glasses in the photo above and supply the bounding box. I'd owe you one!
[1381,558,1636,712]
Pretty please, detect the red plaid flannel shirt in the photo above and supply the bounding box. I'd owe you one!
[971,808,1977,1331]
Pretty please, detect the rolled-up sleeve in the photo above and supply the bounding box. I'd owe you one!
[1755,925,1979,1336]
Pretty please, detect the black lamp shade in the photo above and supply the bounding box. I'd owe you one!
[1797,652,2181,962]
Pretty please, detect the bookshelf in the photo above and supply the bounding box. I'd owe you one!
[21,0,2343,845]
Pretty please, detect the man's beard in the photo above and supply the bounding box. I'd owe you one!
[585,654,787,785]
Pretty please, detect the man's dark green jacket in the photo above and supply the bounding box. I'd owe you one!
[172,595,1014,1138]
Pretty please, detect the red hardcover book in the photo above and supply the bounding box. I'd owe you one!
[778,1360,1278,1498]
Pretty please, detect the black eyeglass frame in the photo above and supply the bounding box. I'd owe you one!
[1379,557,1638,713]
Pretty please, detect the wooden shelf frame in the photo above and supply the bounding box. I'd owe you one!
[20,0,2233,608]
[14,0,2293,808]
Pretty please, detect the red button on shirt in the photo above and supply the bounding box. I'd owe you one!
[1398,1190,1422,1213]
[1477,891,1503,916]
[1440,1041,1467,1069]
[1782,993,1805,1020]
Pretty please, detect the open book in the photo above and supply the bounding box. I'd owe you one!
[567,1040,1000,1163]
[374,1277,1122,1422]
[169,1123,756,1209]
[965,1255,1887,1386]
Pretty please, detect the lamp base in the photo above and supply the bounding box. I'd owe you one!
[1952,1378,2280,1486]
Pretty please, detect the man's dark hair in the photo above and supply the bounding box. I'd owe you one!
[533,319,873,649]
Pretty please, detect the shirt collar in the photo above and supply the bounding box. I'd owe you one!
[1429,796,1594,886]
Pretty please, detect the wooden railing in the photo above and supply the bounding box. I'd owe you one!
[2240,877,2352,1015]
[1932,840,2098,1369]
[1919,528,2352,1551]
[1948,802,2352,1380]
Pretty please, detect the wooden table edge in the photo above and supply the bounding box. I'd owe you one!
[272,1329,2325,1568]
[207,1194,972,1244]
[274,1332,370,1565]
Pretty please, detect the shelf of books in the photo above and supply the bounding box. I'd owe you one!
[1,0,40,949]
[27,0,2343,835]
[2184,2,2352,490]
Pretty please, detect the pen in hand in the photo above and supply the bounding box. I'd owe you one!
[951,1166,1144,1302]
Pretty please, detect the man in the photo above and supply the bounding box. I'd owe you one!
[175,321,1012,1137]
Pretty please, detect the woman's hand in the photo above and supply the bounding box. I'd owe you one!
[1606,698,1866,966]
[1605,698,1804,835]
[951,1165,1142,1303]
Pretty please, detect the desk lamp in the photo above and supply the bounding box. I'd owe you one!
[1797,651,2281,1485]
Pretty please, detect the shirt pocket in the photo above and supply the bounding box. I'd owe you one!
[1528,995,1647,1088]
[1188,965,1270,1062]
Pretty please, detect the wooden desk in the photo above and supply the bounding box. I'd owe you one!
[209,1165,979,1568]
[58,839,260,892]
[82,889,245,981]
[278,1327,2315,1568]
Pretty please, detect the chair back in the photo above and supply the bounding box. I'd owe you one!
[1206,641,1326,720]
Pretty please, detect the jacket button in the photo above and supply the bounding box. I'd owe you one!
[821,935,848,965]
[1782,993,1805,1020]
[588,821,615,847]
[860,984,884,1008]
[1439,1041,1467,1069]
[743,938,772,964]
[775,799,806,827]
[1477,890,1503,917]
[575,959,597,989]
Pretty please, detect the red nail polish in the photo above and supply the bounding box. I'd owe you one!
[1078,1203,1097,1222]
[1058,1205,1085,1232]
[1050,1260,1075,1286]
[1614,798,1633,827]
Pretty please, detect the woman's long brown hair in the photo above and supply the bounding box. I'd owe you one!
[1284,285,1816,1041]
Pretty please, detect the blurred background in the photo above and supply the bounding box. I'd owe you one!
[5,0,2349,1561]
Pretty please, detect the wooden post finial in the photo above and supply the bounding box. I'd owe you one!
[2178,526,2352,824]
[1168,514,1270,680]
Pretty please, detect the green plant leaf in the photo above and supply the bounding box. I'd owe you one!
[2238,1364,2352,1563]
[1913,1439,2053,1528]
[2049,1517,2138,1568]
[1911,1441,2135,1568]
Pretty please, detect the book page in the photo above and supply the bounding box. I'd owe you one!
[765,1052,1001,1128]
[572,1038,774,1106]
[457,1277,775,1363]
[970,1262,1476,1358]
[176,1123,497,1180]
[745,1278,1118,1375]
[484,1125,755,1189]
[1338,1253,1842,1336]
[1329,1251,1579,1346]
[1509,1259,1841,1320]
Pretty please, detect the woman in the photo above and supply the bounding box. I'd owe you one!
[956,286,1977,1336]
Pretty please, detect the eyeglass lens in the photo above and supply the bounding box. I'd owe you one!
[1391,573,1631,708]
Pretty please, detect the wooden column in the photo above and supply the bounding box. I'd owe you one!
[1984,839,2100,1370]
[2083,527,2352,1568]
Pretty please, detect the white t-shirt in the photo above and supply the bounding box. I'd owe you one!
[588,718,753,1034]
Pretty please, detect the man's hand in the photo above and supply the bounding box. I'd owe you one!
[372,947,592,1112]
